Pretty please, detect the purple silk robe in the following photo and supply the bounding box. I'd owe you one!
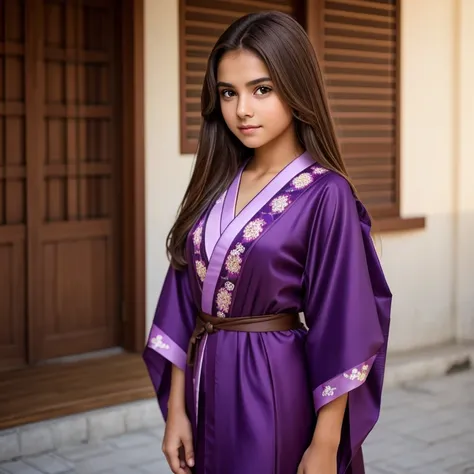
[143,151,392,474]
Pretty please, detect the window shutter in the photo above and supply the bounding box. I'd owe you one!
[314,0,399,217]
[179,0,304,154]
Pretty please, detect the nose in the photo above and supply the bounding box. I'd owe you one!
[236,95,254,119]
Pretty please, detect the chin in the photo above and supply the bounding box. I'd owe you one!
[237,135,271,149]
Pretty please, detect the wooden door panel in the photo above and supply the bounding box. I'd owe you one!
[37,0,120,360]
[0,233,25,370]
[0,0,27,369]
[40,219,115,359]
[41,232,114,359]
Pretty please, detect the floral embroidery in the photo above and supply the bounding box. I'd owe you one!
[225,253,242,274]
[213,164,329,317]
[193,222,203,247]
[235,243,245,254]
[191,218,207,288]
[214,246,242,315]
[343,364,369,382]
[151,335,170,350]
[195,260,207,282]
[270,194,290,214]
[322,385,337,397]
[312,166,328,175]
[292,172,313,189]
[216,287,232,313]
[225,243,246,275]
[313,357,375,412]
[243,218,266,241]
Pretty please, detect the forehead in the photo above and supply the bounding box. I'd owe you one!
[217,49,270,84]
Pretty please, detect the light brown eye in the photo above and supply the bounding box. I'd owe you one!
[255,86,272,96]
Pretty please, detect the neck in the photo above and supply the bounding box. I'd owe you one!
[250,127,304,174]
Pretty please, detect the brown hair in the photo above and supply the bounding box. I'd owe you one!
[167,10,355,269]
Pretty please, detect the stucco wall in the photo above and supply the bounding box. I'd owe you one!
[143,0,473,353]
[455,0,474,341]
[380,0,457,351]
[144,0,194,322]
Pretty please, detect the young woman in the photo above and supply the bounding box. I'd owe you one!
[143,10,391,474]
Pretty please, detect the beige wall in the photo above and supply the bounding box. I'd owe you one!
[380,0,457,351]
[455,0,474,341]
[143,0,474,352]
[144,0,194,321]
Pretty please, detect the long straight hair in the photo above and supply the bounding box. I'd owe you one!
[167,11,356,269]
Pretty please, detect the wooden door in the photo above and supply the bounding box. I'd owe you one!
[0,0,27,370]
[0,0,122,369]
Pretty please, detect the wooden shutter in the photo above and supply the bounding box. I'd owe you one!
[313,0,398,216]
[179,0,304,154]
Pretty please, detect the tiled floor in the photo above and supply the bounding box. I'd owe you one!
[2,369,473,474]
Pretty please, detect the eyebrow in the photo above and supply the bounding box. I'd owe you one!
[216,77,272,88]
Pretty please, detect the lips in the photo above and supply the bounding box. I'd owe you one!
[239,125,261,135]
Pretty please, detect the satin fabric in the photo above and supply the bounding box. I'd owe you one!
[143,151,392,474]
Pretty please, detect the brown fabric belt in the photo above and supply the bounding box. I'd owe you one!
[187,312,303,366]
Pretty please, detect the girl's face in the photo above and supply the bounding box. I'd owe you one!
[217,49,294,150]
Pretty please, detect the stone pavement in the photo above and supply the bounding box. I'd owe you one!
[1,369,473,474]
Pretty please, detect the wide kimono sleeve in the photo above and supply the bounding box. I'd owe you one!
[303,175,392,473]
[142,265,197,421]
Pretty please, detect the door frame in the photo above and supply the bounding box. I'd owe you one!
[121,0,146,353]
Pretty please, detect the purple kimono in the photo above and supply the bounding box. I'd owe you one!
[143,151,392,474]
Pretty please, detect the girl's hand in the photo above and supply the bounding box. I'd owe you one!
[297,442,337,474]
[162,408,195,474]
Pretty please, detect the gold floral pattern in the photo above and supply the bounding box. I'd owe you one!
[216,288,232,313]
[195,260,207,282]
[193,222,203,247]
[192,219,207,287]
[225,253,242,274]
[322,385,337,397]
[343,364,369,382]
[213,165,328,317]
[292,172,313,189]
[235,243,245,254]
[215,245,243,315]
[270,195,290,214]
[243,218,266,241]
